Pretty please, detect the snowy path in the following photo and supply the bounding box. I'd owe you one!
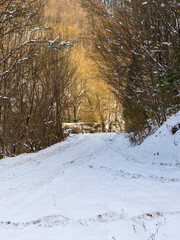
[0,129,180,239]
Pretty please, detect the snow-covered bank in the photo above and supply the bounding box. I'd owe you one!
[0,112,179,240]
[131,110,180,164]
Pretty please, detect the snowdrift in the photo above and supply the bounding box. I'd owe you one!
[131,110,180,164]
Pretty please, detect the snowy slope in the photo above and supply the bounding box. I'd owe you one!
[132,111,180,164]
[0,112,179,240]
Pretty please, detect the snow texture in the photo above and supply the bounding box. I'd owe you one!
[0,111,179,240]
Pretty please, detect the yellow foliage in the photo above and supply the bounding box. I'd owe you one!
[44,0,122,127]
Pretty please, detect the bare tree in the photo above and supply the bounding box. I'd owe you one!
[81,0,180,142]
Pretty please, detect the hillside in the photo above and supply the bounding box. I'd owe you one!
[0,111,179,240]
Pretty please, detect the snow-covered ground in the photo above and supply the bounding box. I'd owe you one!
[0,112,179,240]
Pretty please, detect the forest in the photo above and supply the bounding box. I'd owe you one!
[0,0,179,156]
[0,1,180,239]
